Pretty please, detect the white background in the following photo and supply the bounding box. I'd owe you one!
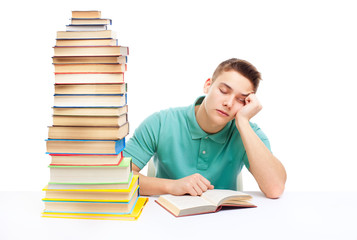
[0,0,356,192]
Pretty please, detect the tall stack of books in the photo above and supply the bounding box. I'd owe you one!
[43,10,147,220]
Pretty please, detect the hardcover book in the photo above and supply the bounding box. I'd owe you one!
[52,105,128,116]
[52,114,127,127]
[42,197,148,220]
[48,122,129,140]
[70,18,112,25]
[66,25,107,31]
[71,11,101,18]
[46,138,125,154]
[43,188,139,214]
[48,157,132,184]
[53,93,127,107]
[54,83,127,95]
[47,172,133,189]
[43,175,139,201]
[55,38,118,47]
[53,63,127,73]
[57,30,116,39]
[53,46,129,56]
[50,152,123,166]
[52,56,127,64]
[156,189,256,217]
[54,73,125,84]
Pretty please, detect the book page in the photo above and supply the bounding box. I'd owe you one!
[201,189,251,206]
[160,194,214,210]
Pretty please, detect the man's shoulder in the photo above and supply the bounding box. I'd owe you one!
[161,105,189,113]
[153,105,190,119]
[141,105,190,127]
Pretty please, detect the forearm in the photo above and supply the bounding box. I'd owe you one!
[237,120,287,198]
[133,163,214,196]
[133,170,174,196]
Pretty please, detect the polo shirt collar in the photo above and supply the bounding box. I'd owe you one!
[187,96,233,144]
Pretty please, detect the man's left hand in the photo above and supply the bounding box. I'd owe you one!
[235,93,262,122]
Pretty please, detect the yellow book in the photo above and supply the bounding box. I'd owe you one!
[42,197,148,220]
[43,175,139,202]
[43,188,139,213]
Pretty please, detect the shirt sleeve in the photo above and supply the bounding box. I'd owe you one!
[242,122,271,170]
[123,112,161,169]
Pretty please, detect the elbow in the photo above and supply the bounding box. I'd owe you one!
[265,189,284,199]
[263,184,285,199]
[264,169,287,199]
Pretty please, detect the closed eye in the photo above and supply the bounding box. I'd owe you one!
[236,97,246,104]
[219,88,228,94]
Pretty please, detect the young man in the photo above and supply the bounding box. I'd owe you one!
[123,58,286,199]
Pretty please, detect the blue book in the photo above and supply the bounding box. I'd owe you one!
[46,138,125,155]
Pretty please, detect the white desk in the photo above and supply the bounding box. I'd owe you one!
[1,191,356,240]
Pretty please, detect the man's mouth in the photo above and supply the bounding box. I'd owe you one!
[216,109,229,117]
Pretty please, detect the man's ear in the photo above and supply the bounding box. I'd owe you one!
[203,78,212,94]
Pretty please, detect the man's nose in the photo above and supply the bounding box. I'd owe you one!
[224,96,234,108]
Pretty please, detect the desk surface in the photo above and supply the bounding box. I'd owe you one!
[1,191,356,240]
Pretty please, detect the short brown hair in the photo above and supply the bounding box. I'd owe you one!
[212,58,262,92]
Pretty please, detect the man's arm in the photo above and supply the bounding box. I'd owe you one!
[132,164,214,196]
[236,94,287,199]
[125,112,214,196]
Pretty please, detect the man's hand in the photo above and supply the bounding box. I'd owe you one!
[236,93,262,123]
[168,173,214,196]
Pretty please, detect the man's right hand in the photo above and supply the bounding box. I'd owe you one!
[167,173,214,196]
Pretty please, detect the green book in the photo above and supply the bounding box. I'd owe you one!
[48,157,132,184]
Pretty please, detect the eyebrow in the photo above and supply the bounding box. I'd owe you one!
[219,83,251,97]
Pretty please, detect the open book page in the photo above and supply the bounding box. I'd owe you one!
[201,189,252,206]
[158,194,216,216]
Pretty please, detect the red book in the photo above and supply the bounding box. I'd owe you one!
[49,152,123,166]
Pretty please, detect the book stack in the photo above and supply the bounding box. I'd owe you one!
[43,10,147,220]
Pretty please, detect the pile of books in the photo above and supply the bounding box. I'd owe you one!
[43,10,147,220]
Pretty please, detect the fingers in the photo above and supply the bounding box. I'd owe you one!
[172,173,214,196]
[192,180,206,196]
[199,174,212,187]
[186,174,214,196]
[245,93,256,104]
[190,184,202,196]
[248,93,262,109]
[237,93,262,122]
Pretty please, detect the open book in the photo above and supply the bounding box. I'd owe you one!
[156,189,256,217]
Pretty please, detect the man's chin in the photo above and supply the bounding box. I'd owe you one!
[211,116,234,128]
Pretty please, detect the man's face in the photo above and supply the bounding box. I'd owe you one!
[203,70,254,127]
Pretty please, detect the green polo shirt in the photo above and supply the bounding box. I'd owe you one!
[123,96,271,190]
